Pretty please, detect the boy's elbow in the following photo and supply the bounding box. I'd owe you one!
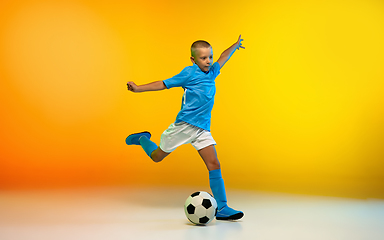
[217,59,227,69]
[217,55,229,69]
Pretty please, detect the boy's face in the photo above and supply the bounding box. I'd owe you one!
[190,47,213,73]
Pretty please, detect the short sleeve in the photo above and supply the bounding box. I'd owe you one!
[211,62,221,78]
[163,66,193,89]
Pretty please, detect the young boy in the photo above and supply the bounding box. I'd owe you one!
[126,35,245,220]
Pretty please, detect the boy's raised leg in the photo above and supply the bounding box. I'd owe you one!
[126,131,169,162]
[198,145,244,220]
[138,135,158,158]
[125,131,151,145]
[149,147,170,162]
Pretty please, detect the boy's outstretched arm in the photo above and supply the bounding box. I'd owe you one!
[217,35,245,69]
[127,81,166,93]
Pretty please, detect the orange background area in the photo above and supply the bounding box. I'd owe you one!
[1,0,384,198]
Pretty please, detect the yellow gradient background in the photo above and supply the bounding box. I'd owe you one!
[1,0,383,198]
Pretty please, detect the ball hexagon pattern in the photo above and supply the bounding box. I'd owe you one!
[184,191,217,225]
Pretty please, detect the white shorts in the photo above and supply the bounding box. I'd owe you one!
[159,121,216,153]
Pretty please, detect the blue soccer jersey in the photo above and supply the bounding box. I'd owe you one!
[163,62,221,131]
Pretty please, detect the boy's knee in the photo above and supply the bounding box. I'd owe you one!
[150,148,168,163]
[207,158,220,170]
[150,152,162,163]
[212,161,221,170]
[152,155,163,163]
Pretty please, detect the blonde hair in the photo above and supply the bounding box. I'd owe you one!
[191,40,211,58]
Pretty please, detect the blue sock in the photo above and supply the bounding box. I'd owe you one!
[139,136,158,158]
[209,169,228,210]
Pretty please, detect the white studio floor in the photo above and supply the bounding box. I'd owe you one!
[0,186,383,240]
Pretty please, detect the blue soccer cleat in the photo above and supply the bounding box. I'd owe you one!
[125,131,151,145]
[216,206,244,220]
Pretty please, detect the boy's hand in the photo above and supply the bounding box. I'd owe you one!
[127,80,166,93]
[127,81,138,92]
[236,35,245,50]
[217,34,245,69]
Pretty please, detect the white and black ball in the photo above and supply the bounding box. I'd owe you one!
[184,191,217,225]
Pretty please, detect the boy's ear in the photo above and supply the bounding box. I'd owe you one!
[190,56,195,64]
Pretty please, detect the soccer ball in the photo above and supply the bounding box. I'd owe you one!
[184,191,217,225]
